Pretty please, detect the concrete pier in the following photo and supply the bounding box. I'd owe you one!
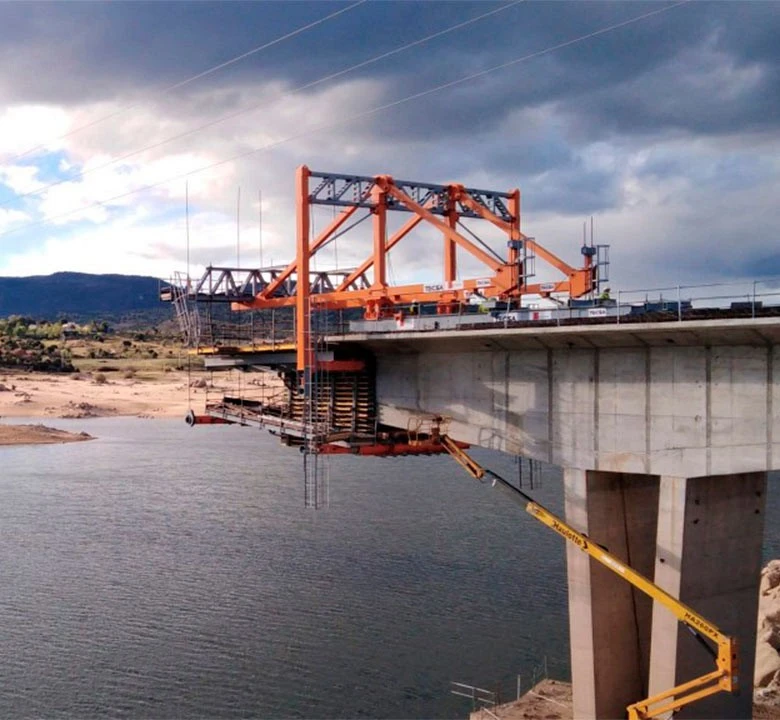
[649,472,767,719]
[565,470,659,719]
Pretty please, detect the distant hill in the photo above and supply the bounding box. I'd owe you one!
[0,272,167,321]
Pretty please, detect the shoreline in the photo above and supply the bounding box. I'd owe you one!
[0,423,94,446]
[0,368,212,445]
[0,369,211,422]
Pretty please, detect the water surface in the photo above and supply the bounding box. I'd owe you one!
[0,418,777,718]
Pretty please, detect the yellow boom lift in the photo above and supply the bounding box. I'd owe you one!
[440,436,738,720]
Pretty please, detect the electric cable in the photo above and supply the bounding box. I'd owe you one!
[0,0,368,166]
[0,0,689,242]
[0,1,524,210]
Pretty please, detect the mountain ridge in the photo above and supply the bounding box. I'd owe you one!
[0,271,167,320]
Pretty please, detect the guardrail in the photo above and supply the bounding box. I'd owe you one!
[613,278,780,323]
[342,277,780,333]
[164,274,780,345]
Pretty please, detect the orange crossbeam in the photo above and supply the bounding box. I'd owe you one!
[236,276,509,312]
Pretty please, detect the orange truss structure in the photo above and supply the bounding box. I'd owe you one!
[233,166,600,370]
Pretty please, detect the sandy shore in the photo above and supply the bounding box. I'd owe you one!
[0,370,206,420]
[0,423,94,446]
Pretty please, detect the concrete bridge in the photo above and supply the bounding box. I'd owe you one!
[344,316,780,719]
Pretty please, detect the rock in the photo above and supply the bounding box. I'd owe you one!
[755,560,780,695]
[755,642,780,688]
[761,561,780,596]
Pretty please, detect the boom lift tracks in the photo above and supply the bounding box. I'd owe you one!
[440,436,738,720]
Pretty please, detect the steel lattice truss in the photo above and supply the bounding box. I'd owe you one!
[307,171,514,222]
[183,266,370,302]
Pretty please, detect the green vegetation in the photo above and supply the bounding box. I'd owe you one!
[0,316,75,372]
[0,315,193,375]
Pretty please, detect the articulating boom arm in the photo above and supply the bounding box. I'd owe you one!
[440,437,738,720]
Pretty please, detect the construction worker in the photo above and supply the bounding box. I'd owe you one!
[409,301,419,316]
[599,287,611,302]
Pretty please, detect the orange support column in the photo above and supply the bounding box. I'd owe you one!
[445,191,457,285]
[295,165,312,372]
[372,184,387,289]
[437,191,459,314]
[507,188,521,293]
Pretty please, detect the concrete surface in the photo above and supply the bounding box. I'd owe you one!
[649,472,766,719]
[354,320,780,476]
[565,470,659,719]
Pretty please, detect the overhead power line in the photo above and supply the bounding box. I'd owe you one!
[0,0,690,242]
[0,0,524,210]
[0,0,368,166]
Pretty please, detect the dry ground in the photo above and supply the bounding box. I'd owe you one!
[470,680,572,720]
[470,680,779,720]
[0,423,93,446]
[0,368,211,420]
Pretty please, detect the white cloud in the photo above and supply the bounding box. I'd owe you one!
[0,208,29,234]
[0,59,777,306]
[0,104,71,158]
[0,164,46,195]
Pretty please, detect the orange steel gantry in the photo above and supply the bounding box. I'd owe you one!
[232,166,600,371]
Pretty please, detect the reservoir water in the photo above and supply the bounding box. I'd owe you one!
[1,418,778,718]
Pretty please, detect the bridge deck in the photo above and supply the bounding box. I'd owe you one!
[339,316,780,352]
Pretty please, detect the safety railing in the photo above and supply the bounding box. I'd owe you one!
[165,275,780,345]
[450,681,497,709]
[612,278,780,323]
[336,277,780,334]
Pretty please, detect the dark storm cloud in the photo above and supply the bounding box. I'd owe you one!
[637,151,776,193]
[525,165,620,216]
[738,253,780,280]
[2,0,778,143]
[0,1,349,104]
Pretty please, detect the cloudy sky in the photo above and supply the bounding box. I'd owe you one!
[0,0,777,294]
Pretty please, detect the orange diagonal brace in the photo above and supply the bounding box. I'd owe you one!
[380,181,503,272]
[261,203,361,300]
[457,191,578,278]
[335,210,426,292]
[455,188,517,236]
[525,237,578,278]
